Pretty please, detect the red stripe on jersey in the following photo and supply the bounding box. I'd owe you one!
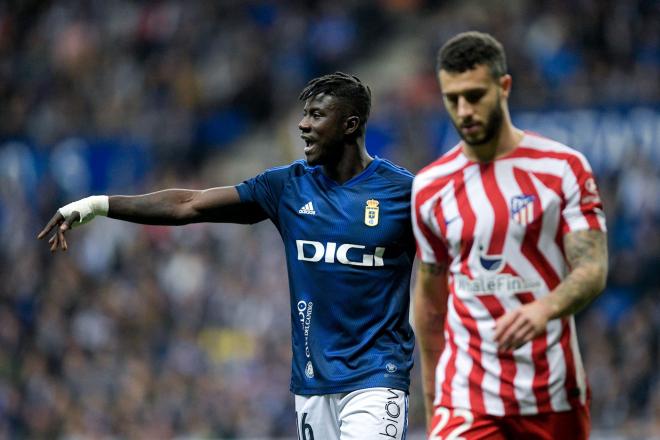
[440,305,459,408]
[559,318,582,408]
[513,167,562,289]
[479,163,518,275]
[453,170,477,277]
[553,175,568,258]
[555,222,565,262]
[452,294,487,414]
[480,164,509,254]
[516,292,552,413]
[530,172,563,198]
[478,295,520,415]
[451,167,488,412]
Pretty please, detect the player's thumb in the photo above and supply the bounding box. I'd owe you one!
[62,211,81,230]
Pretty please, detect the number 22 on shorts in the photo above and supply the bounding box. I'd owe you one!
[429,407,474,440]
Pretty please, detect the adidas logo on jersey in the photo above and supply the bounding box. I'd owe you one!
[298,201,316,215]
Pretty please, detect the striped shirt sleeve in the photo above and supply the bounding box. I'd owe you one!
[561,152,607,234]
[411,174,449,265]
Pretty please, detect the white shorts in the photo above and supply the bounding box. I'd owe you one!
[295,387,408,440]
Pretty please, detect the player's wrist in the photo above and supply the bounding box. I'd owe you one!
[58,195,109,227]
[537,296,558,321]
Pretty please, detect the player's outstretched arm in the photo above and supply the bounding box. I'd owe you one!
[413,261,450,431]
[106,186,259,225]
[38,186,265,252]
[494,230,608,351]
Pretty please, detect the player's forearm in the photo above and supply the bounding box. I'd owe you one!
[108,190,202,225]
[541,263,607,319]
[415,299,445,423]
[540,230,608,319]
[414,263,449,426]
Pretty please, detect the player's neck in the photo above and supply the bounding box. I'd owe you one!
[322,143,373,184]
[463,119,524,163]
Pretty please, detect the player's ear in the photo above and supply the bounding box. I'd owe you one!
[499,74,512,98]
[345,115,360,136]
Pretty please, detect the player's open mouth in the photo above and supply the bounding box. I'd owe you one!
[302,136,316,153]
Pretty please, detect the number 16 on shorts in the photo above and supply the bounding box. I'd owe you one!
[296,412,314,440]
[295,389,408,440]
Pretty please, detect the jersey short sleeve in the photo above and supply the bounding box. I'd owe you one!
[411,175,449,265]
[236,162,301,228]
[560,153,607,234]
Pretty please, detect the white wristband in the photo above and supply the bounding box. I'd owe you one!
[58,195,109,227]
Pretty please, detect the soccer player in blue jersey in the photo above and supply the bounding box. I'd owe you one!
[39,72,416,440]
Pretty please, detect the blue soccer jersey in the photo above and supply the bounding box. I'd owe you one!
[237,158,416,395]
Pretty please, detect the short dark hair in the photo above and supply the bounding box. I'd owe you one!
[437,31,507,78]
[299,72,372,133]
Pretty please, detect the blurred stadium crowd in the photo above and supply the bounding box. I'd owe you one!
[0,0,658,438]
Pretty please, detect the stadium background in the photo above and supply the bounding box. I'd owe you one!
[1,1,658,438]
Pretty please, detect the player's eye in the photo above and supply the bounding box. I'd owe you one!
[445,95,458,106]
[464,90,485,104]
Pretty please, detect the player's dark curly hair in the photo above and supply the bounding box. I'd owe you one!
[299,72,372,135]
[437,31,507,79]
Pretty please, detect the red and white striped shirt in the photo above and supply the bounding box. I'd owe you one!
[412,132,606,416]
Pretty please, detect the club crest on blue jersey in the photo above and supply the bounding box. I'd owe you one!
[305,361,314,379]
[511,194,535,226]
[364,199,380,226]
[386,363,398,373]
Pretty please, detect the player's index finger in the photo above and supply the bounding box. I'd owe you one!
[493,311,517,340]
[37,212,64,239]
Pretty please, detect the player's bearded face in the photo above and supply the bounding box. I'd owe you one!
[455,92,503,147]
[299,94,346,166]
[439,65,505,147]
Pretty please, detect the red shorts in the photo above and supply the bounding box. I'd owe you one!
[429,405,590,440]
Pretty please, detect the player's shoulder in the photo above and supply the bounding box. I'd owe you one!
[519,132,593,169]
[263,159,316,178]
[413,144,466,190]
[373,157,414,186]
[283,159,315,173]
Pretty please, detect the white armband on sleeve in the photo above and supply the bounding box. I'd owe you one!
[58,195,109,227]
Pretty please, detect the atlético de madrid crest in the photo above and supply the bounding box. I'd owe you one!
[510,194,535,226]
[364,199,379,227]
